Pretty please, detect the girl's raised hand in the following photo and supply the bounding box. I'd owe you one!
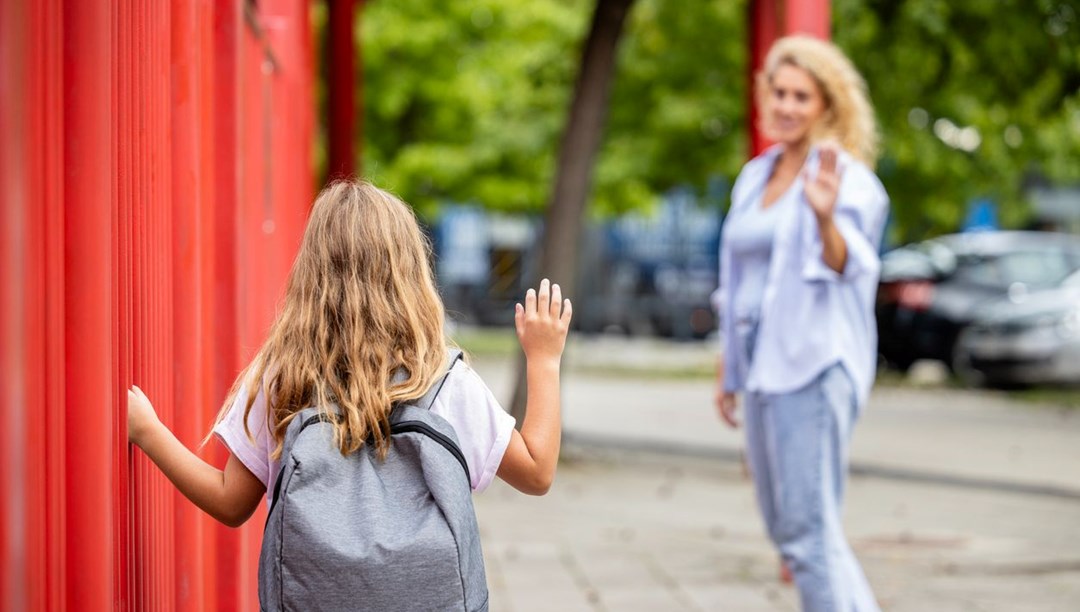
[128,384,160,446]
[514,278,572,367]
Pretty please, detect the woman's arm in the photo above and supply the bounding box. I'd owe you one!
[128,386,265,527]
[496,279,572,495]
[815,215,848,274]
[804,143,848,274]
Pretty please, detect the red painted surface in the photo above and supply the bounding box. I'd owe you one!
[327,0,358,179]
[748,0,831,157]
[0,0,315,609]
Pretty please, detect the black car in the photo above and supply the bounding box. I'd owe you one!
[876,231,1080,373]
[955,270,1080,387]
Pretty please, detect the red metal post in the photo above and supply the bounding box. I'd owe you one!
[786,0,830,38]
[62,0,115,608]
[211,2,246,609]
[747,0,831,157]
[748,0,781,157]
[327,0,357,180]
[170,0,211,607]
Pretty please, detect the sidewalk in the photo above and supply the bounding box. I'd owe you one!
[467,336,1080,611]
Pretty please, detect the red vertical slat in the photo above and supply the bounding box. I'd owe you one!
[195,1,225,607]
[211,2,244,608]
[171,0,210,607]
[41,1,67,607]
[159,0,179,600]
[62,0,114,607]
[113,0,133,607]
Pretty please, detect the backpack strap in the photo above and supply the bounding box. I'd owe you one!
[413,349,464,411]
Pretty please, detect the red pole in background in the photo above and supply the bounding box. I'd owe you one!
[787,0,831,39]
[326,0,357,180]
[747,0,831,157]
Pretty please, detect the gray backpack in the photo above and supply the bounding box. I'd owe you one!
[258,351,489,611]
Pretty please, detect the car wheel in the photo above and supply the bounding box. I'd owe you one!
[950,337,985,388]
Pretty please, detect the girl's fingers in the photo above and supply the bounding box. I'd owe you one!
[550,283,562,318]
[514,303,525,336]
[537,278,550,315]
[525,287,536,315]
[561,298,573,324]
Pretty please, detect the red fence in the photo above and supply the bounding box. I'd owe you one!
[0,1,315,609]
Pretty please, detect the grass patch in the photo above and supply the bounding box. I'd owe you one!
[571,363,716,381]
[450,327,518,358]
[1006,387,1080,409]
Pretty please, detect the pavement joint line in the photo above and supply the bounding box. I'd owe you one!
[562,432,1080,502]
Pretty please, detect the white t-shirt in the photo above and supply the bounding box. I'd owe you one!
[213,360,516,503]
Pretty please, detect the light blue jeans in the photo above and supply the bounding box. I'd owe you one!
[737,319,879,612]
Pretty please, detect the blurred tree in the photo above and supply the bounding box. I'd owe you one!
[361,0,747,218]
[362,0,588,216]
[508,0,637,421]
[833,0,1080,242]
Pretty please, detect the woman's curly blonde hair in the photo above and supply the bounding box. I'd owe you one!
[756,35,880,168]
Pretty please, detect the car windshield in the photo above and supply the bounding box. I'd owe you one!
[952,250,1074,289]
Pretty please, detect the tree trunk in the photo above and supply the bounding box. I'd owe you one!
[509,0,636,422]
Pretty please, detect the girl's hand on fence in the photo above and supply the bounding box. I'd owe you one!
[128,385,160,446]
[514,278,572,368]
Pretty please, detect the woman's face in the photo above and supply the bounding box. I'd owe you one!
[767,63,826,146]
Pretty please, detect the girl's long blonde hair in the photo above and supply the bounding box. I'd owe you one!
[213,180,448,459]
[756,35,880,168]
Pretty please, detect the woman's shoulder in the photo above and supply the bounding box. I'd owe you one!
[739,145,782,176]
[731,146,782,207]
[837,151,883,187]
[837,151,888,207]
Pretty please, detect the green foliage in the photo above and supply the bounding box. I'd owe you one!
[362,0,746,218]
[598,0,747,216]
[362,0,587,217]
[833,0,1080,242]
[362,0,1080,241]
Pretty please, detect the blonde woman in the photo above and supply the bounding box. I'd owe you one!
[128,180,572,609]
[713,36,887,611]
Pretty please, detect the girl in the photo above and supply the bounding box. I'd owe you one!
[713,36,887,611]
[127,180,570,574]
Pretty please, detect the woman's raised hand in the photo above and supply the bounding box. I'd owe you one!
[803,142,842,221]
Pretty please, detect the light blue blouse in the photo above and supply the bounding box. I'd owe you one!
[724,188,792,320]
[713,145,890,408]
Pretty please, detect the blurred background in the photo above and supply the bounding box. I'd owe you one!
[2,0,1078,610]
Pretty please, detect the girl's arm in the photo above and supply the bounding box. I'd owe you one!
[128,386,265,527]
[496,279,572,496]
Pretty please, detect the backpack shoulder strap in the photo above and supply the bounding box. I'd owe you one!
[414,349,464,411]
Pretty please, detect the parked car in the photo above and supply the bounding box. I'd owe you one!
[954,269,1080,387]
[876,231,1080,372]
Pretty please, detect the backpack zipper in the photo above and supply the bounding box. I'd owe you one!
[390,420,470,482]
